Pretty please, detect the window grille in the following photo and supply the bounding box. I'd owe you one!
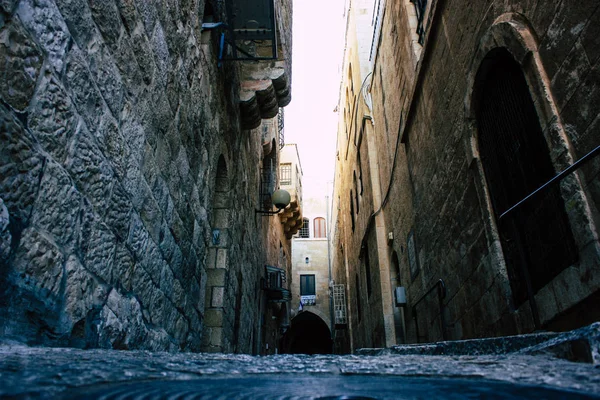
[411,0,428,45]
[264,265,291,302]
[333,284,347,326]
[259,156,276,211]
[278,107,285,149]
[299,218,309,238]
[280,163,292,186]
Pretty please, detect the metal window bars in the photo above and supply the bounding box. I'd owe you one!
[264,265,291,302]
[280,163,292,186]
[259,157,276,211]
[333,284,347,326]
[278,107,285,149]
[411,0,428,45]
[299,218,309,238]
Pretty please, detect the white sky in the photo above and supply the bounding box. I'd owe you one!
[285,0,347,199]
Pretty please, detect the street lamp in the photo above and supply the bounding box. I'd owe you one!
[255,189,291,215]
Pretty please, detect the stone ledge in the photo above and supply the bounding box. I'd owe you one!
[357,322,600,364]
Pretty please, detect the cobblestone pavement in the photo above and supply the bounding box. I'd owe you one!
[1,323,599,399]
[0,342,599,399]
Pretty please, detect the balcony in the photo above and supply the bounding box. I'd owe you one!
[263,265,291,302]
[411,0,428,45]
[279,186,302,239]
[215,0,293,130]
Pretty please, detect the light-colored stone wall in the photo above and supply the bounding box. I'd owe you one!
[0,0,293,354]
[291,239,330,321]
[290,195,331,332]
[333,0,600,351]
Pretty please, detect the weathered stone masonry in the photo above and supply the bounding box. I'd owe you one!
[0,0,293,353]
[333,0,600,353]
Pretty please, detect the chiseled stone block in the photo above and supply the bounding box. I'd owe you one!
[205,308,224,327]
[211,286,224,308]
[0,17,43,111]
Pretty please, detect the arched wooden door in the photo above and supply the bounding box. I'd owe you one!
[475,49,578,311]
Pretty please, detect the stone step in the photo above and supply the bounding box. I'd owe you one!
[357,322,600,364]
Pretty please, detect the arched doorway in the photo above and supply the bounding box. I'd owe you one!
[474,48,578,316]
[280,311,332,354]
[202,155,232,352]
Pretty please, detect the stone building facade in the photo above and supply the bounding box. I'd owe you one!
[284,190,333,354]
[332,0,600,352]
[0,0,294,354]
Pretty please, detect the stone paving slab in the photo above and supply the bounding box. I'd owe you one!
[0,323,599,398]
[0,344,599,398]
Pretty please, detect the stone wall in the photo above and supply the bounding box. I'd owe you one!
[0,0,290,353]
[333,0,600,351]
[396,0,600,341]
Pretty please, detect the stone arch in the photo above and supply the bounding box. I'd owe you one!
[202,154,232,352]
[465,13,581,170]
[475,47,577,312]
[281,311,332,354]
[464,14,596,328]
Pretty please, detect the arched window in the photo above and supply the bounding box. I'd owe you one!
[299,217,309,238]
[475,49,577,307]
[313,217,326,238]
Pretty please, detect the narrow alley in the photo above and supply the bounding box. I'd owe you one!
[1,0,599,398]
[1,323,599,398]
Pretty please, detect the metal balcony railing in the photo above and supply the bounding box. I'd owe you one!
[410,0,427,45]
[263,265,291,302]
[278,107,285,150]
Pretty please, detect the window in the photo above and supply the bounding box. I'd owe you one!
[280,163,292,185]
[357,150,363,195]
[299,217,309,238]
[300,274,316,296]
[411,0,429,45]
[259,147,277,211]
[333,284,347,326]
[264,265,291,303]
[313,217,326,238]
